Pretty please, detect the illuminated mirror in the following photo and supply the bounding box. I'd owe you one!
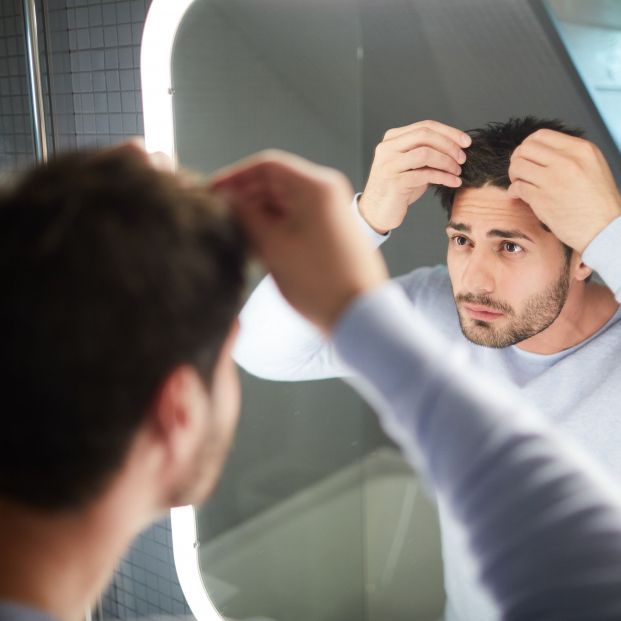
[141,1,621,620]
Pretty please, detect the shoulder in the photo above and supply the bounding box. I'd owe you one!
[394,264,453,303]
[392,264,459,328]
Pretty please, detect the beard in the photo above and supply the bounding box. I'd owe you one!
[454,263,570,348]
[167,413,236,508]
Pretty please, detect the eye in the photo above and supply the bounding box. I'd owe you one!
[502,241,524,254]
[451,235,471,247]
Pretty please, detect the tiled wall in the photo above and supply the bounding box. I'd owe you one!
[102,517,192,620]
[0,0,35,172]
[68,2,193,616]
[65,0,144,148]
[0,1,193,619]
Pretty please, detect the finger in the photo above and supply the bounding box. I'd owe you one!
[524,128,582,151]
[402,168,462,188]
[508,157,545,187]
[385,120,471,148]
[398,147,462,176]
[513,140,559,168]
[389,128,467,165]
[507,179,538,203]
[208,149,296,190]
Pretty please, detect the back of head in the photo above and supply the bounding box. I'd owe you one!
[0,147,248,511]
[434,116,584,215]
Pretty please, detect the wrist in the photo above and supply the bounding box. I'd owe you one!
[581,197,621,253]
[358,194,391,236]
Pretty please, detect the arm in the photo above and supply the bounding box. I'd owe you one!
[214,149,621,619]
[582,216,621,302]
[233,120,469,380]
[508,129,621,302]
[233,197,389,381]
[334,282,621,619]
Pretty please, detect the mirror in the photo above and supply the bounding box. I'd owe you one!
[142,1,621,619]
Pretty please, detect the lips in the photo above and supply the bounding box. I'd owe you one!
[462,304,505,321]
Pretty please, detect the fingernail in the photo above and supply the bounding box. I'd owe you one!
[460,134,472,147]
[458,151,467,164]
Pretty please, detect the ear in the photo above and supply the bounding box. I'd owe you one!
[148,364,210,477]
[571,254,593,283]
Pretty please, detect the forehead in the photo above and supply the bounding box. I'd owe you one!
[450,186,545,236]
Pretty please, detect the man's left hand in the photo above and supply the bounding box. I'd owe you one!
[508,129,621,253]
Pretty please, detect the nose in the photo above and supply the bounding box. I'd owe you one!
[460,249,495,295]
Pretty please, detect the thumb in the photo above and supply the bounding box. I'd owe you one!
[507,183,519,199]
[221,186,284,257]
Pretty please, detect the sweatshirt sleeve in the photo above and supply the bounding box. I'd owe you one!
[233,194,390,381]
[582,215,621,302]
[332,282,621,620]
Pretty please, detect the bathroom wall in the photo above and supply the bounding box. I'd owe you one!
[0,0,191,618]
[0,0,36,172]
[65,4,192,617]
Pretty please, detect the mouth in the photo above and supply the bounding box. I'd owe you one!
[462,304,505,321]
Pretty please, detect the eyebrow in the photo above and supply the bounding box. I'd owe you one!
[446,221,534,243]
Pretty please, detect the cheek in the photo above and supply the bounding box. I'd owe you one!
[220,361,241,429]
[446,251,463,289]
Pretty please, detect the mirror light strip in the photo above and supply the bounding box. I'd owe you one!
[142,2,224,620]
[170,505,223,621]
[141,0,194,159]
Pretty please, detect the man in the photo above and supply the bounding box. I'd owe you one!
[0,144,247,621]
[213,148,621,620]
[1,140,619,621]
[233,117,621,620]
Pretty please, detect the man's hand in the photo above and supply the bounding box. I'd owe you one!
[508,129,621,253]
[209,150,389,333]
[359,120,471,234]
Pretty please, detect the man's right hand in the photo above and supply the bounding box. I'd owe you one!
[209,150,389,334]
[359,120,471,234]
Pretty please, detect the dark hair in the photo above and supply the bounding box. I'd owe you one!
[0,147,248,511]
[434,116,584,261]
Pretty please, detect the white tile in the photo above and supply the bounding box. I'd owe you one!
[109,113,123,133]
[118,47,133,69]
[91,50,105,71]
[95,114,109,134]
[116,2,131,24]
[102,3,116,26]
[93,71,106,92]
[76,7,89,29]
[94,92,107,112]
[118,24,132,46]
[81,93,94,113]
[105,70,120,91]
[119,69,134,90]
[104,48,118,69]
[77,28,90,50]
[91,27,104,49]
[88,5,103,26]
[121,90,136,112]
[104,26,117,47]
[107,93,122,113]
[122,114,137,134]
[107,91,122,113]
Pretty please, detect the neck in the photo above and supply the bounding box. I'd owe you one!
[0,477,159,621]
[517,280,619,354]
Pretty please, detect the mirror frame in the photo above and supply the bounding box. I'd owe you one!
[141,2,223,620]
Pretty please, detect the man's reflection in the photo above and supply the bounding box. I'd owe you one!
[234,116,621,621]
